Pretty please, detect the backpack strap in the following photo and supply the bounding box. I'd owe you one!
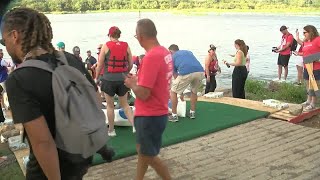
[17,59,54,73]
[17,51,69,71]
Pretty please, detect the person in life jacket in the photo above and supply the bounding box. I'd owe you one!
[94,26,134,137]
[204,44,221,94]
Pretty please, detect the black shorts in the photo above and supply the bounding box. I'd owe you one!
[100,80,129,97]
[134,115,167,156]
[303,69,320,80]
[277,54,291,67]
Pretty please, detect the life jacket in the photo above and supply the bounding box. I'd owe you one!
[105,41,128,73]
[208,59,218,75]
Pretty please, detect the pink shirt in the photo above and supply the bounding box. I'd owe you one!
[280,34,293,55]
[134,46,173,116]
[302,36,320,70]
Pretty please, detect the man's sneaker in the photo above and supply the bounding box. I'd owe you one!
[169,115,179,122]
[99,147,115,163]
[189,111,196,119]
[132,126,136,133]
[108,130,116,137]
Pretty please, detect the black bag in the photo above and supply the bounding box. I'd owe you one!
[290,37,298,51]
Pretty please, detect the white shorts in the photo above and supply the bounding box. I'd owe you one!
[296,58,303,67]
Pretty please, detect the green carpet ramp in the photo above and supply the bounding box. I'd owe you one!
[92,101,269,165]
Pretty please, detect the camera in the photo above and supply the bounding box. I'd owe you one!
[272,47,278,53]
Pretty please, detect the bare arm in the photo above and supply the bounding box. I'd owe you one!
[24,116,60,180]
[295,31,303,45]
[127,46,133,72]
[278,36,293,52]
[204,55,211,76]
[95,44,108,80]
[130,83,151,101]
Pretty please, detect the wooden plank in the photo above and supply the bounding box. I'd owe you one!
[197,97,277,113]
[13,148,29,176]
[269,114,292,121]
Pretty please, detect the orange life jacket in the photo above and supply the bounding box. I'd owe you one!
[105,41,128,73]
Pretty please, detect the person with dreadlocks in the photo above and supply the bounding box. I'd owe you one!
[1,8,114,179]
[95,26,135,136]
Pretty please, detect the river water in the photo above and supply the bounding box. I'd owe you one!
[1,12,319,88]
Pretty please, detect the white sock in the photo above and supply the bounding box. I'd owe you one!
[190,110,195,113]
[172,113,177,117]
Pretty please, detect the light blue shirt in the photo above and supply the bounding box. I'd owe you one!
[172,50,204,75]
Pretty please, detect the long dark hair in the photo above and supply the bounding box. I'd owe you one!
[235,39,247,57]
[304,25,319,41]
[1,8,55,57]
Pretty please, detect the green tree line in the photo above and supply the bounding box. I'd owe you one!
[10,0,320,12]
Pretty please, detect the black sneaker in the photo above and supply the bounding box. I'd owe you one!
[168,115,179,122]
[98,147,115,163]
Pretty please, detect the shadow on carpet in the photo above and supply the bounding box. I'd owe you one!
[92,101,269,165]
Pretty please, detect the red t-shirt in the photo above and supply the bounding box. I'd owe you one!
[134,46,173,116]
[279,33,293,55]
[302,36,320,70]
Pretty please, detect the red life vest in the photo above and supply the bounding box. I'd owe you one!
[209,60,218,75]
[105,41,128,73]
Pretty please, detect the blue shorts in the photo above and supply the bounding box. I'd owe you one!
[303,69,320,80]
[134,115,167,156]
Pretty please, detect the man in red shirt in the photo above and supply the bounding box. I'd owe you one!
[275,25,293,82]
[124,18,172,180]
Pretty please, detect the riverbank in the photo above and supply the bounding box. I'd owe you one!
[46,8,320,16]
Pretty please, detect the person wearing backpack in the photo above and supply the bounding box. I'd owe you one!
[273,25,294,82]
[1,8,113,180]
[95,26,135,136]
[204,44,221,94]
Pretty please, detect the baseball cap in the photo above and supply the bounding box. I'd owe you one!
[108,26,120,36]
[57,42,65,48]
[208,44,216,52]
[280,25,288,31]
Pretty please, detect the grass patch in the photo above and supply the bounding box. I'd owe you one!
[245,79,307,104]
[0,144,24,179]
[43,8,320,16]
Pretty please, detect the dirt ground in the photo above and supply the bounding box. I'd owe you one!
[298,114,320,129]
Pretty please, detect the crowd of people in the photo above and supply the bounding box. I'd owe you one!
[272,25,320,112]
[0,6,319,180]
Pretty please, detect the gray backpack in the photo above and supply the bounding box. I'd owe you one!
[18,51,108,158]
